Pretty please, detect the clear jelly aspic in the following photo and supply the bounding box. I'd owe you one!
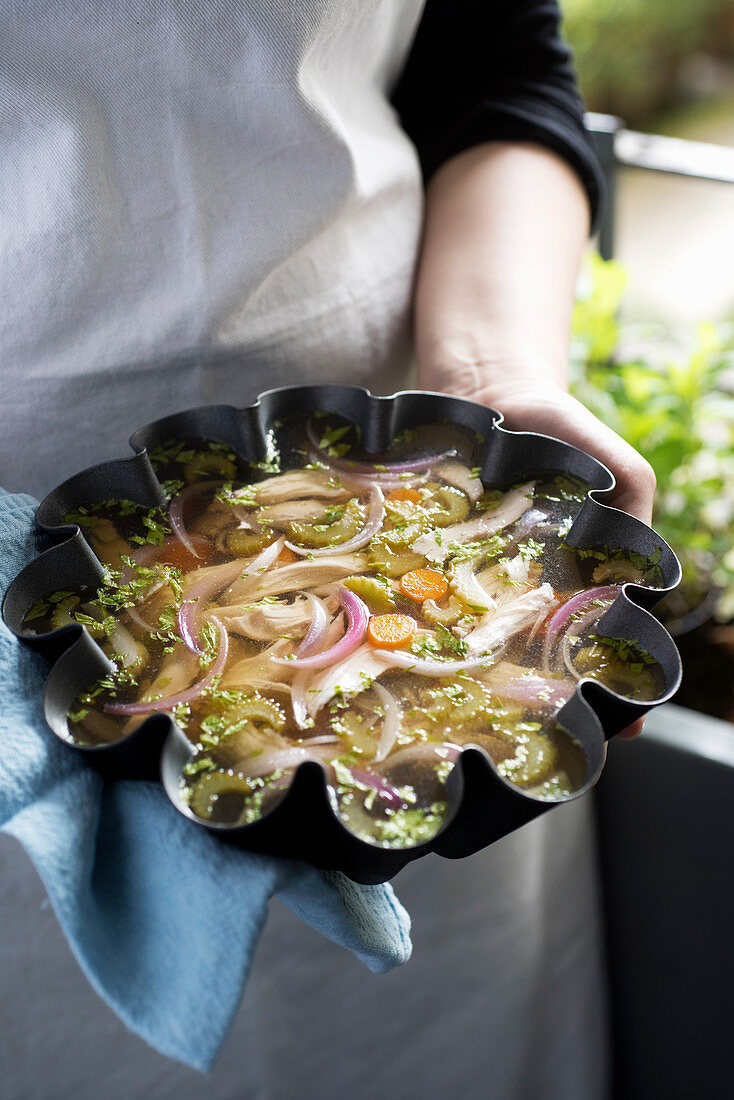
[25,418,665,848]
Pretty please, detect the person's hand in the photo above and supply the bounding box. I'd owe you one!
[457,374,656,524]
[428,367,655,740]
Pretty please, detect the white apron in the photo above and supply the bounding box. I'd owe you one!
[0,3,608,1095]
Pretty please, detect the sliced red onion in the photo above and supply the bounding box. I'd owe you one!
[126,604,158,633]
[293,592,330,659]
[272,587,368,670]
[449,556,497,613]
[289,607,351,729]
[346,766,404,808]
[306,419,450,476]
[380,742,462,771]
[562,634,583,680]
[105,620,229,715]
[291,669,311,730]
[218,535,286,604]
[168,480,223,559]
[371,648,497,676]
[490,672,575,707]
[284,484,384,558]
[544,586,620,649]
[236,744,336,779]
[371,682,400,762]
[118,541,166,584]
[179,557,251,654]
[304,458,424,493]
[247,535,286,573]
[560,602,616,680]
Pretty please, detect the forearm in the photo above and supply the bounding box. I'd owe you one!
[414,139,655,533]
[416,140,589,398]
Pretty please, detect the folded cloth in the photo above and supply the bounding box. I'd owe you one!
[0,489,411,1071]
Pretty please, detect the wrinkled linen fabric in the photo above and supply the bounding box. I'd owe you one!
[0,0,425,496]
[0,490,412,1070]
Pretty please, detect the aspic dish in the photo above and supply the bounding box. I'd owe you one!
[21,413,668,850]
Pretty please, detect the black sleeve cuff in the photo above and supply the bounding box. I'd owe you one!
[413,98,605,236]
[391,0,606,236]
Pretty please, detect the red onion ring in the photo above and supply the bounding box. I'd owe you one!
[272,587,369,670]
[105,620,229,715]
[118,541,166,584]
[236,744,337,779]
[291,669,311,730]
[489,673,575,707]
[544,586,620,650]
[168,480,224,560]
[306,419,451,476]
[179,557,253,654]
[284,484,384,557]
[304,457,424,493]
[126,604,159,633]
[380,742,462,771]
[347,767,404,808]
[293,592,330,659]
[371,682,400,762]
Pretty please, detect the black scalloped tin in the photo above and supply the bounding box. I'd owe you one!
[2,386,682,883]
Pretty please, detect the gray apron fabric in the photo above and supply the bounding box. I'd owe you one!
[0,0,423,495]
[0,4,609,1095]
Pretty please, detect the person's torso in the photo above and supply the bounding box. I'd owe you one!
[0,0,425,495]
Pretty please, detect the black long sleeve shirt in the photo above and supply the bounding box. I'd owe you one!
[391,0,604,230]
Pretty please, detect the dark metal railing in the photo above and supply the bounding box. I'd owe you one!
[585,111,734,260]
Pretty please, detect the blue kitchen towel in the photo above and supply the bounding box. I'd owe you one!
[0,489,412,1071]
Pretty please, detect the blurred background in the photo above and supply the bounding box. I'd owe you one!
[563,6,734,1097]
[562,0,734,712]
[567,0,734,325]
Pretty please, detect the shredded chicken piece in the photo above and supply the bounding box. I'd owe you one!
[216,596,312,642]
[221,638,295,690]
[182,557,250,592]
[475,553,542,608]
[223,553,367,603]
[256,499,331,528]
[464,583,556,655]
[434,459,483,503]
[253,469,352,505]
[412,482,535,562]
[133,644,201,708]
[302,643,393,717]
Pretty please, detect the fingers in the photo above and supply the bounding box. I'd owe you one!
[617,716,646,740]
[604,452,656,526]
[475,385,656,524]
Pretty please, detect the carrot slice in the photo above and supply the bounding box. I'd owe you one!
[399,568,448,604]
[387,488,421,505]
[367,613,417,649]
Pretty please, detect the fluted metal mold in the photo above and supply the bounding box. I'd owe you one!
[3,385,682,883]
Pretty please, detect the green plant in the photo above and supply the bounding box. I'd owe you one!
[570,253,734,621]
[563,0,734,124]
